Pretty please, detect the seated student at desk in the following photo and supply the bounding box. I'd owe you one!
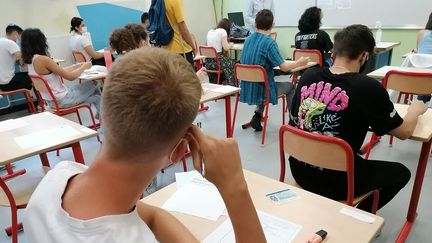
[21,28,101,118]
[141,12,149,30]
[23,48,266,243]
[295,7,333,67]
[0,24,32,91]
[109,24,149,56]
[69,17,106,66]
[205,18,236,86]
[241,9,309,131]
[416,12,432,102]
[289,24,427,211]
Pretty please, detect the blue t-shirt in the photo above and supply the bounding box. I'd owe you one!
[239,32,284,105]
[418,30,432,54]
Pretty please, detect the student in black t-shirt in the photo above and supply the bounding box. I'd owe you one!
[295,7,333,67]
[289,24,428,211]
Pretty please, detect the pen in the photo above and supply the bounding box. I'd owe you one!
[307,229,327,243]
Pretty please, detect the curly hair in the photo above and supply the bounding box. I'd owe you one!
[21,28,49,64]
[124,24,148,45]
[298,7,322,33]
[109,28,139,54]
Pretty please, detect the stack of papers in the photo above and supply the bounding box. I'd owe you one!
[211,85,238,94]
[162,171,226,221]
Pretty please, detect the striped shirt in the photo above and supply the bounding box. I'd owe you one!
[240,32,284,105]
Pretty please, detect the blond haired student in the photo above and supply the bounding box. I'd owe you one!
[24,48,265,243]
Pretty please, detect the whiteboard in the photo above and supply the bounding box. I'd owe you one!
[318,0,430,28]
[273,0,316,27]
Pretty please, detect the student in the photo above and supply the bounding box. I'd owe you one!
[289,24,426,211]
[23,48,266,243]
[240,9,309,131]
[0,24,32,91]
[162,0,196,65]
[69,17,105,66]
[246,0,274,33]
[21,28,101,118]
[416,12,432,103]
[141,12,149,30]
[205,18,236,86]
[295,7,333,67]
[109,25,148,55]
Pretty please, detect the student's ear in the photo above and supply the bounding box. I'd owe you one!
[360,52,369,65]
[169,139,189,163]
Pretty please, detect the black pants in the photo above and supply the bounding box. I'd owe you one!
[91,57,106,66]
[0,72,32,91]
[417,95,431,103]
[289,155,411,211]
[179,51,194,67]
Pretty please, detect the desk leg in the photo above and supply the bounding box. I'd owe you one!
[396,140,432,243]
[39,153,50,167]
[225,95,232,138]
[71,142,85,164]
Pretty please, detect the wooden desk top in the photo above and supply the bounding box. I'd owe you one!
[0,112,98,165]
[142,170,384,242]
[274,61,318,72]
[193,55,207,61]
[374,42,401,52]
[394,104,432,142]
[200,83,240,104]
[231,43,244,51]
[367,66,432,79]
[78,72,107,81]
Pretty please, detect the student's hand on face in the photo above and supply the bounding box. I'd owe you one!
[187,126,246,193]
[81,62,92,70]
[408,100,428,116]
[196,68,208,82]
[296,56,310,66]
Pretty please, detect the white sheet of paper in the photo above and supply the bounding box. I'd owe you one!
[211,85,238,94]
[203,211,302,243]
[340,207,375,224]
[14,125,80,150]
[175,170,203,189]
[374,66,410,74]
[162,177,226,221]
[0,119,29,133]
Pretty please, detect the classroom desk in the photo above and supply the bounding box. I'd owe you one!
[142,170,384,242]
[393,104,432,242]
[201,83,240,138]
[367,66,432,79]
[0,112,98,166]
[78,71,107,81]
[230,37,246,43]
[230,43,244,60]
[274,61,318,72]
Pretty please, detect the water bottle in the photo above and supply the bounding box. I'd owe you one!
[375,21,382,43]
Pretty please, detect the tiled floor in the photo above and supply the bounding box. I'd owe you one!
[1,95,431,242]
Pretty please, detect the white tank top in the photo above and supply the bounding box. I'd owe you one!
[28,55,68,101]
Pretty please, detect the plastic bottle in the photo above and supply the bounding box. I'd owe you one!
[375,21,382,43]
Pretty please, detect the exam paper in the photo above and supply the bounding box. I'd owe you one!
[203,211,302,243]
[162,177,225,221]
[0,119,29,133]
[211,85,239,94]
[14,125,80,150]
[175,170,203,189]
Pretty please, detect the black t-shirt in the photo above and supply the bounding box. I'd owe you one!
[289,67,403,156]
[295,30,333,57]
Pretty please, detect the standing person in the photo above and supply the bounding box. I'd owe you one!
[141,12,149,30]
[289,25,421,211]
[205,18,236,86]
[69,17,105,66]
[0,24,32,91]
[416,12,432,103]
[240,10,309,131]
[295,7,333,67]
[162,0,196,65]
[245,0,274,33]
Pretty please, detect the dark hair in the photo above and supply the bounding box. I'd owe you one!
[298,7,322,33]
[6,24,23,35]
[216,18,231,36]
[141,12,149,24]
[255,9,273,31]
[426,12,432,30]
[21,28,50,64]
[70,17,83,32]
[333,24,375,60]
[109,28,140,54]
[124,24,148,44]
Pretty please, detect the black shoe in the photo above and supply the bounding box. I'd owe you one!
[250,112,263,131]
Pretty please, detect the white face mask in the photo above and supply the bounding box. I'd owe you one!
[80,26,88,33]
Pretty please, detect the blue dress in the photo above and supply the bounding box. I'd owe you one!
[418,30,432,54]
[240,32,284,105]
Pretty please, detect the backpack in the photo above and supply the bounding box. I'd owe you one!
[230,23,250,38]
[148,0,174,46]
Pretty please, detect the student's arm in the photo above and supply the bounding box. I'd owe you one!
[84,45,104,60]
[188,126,266,243]
[279,57,309,72]
[62,63,84,72]
[38,56,91,81]
[136,202,198,243]
[221,31,233,51]
[14,51,21,61]
[245,0,255,28]
[389,100,428,139]
[178,22,196,53]
[321,30,333,52]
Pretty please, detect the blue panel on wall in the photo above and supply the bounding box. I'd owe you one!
[77,3,143,50]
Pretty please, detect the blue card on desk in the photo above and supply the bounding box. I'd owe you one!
[266,189,297,204]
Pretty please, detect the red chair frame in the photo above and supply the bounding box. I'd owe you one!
[199,46,223,85]
[232,64,286,145]
[72,51,87,63]
[292,49,323,85]
[103,51,113,71]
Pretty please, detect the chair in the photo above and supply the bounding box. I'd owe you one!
[103,51,113,70]
[292,49,323,85]
[199,46,223,85]
[279,125,379,214]
[0,166,50,243]
[232,64,287,145]
[29,74,100,143]
[72,51,87,63]
[270,32,277,41]
[0,89,36,113]
[365,70,432,158]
